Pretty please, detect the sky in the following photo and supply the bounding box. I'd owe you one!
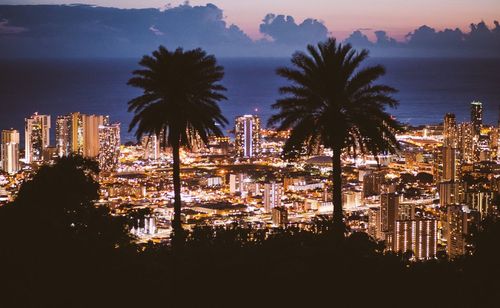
[2,0,500,40]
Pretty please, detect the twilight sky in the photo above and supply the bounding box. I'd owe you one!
[2,0,500,40]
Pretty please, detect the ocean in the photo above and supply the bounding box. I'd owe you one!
[1,57,500,143]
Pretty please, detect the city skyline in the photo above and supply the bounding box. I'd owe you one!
[1,2,500,305]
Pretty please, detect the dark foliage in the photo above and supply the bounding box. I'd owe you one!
[0,156,134,307]
[127,46,227,238]
[269,38,402,234]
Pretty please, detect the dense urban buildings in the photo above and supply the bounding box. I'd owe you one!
[1,129,20,174]
[1,102,500,260]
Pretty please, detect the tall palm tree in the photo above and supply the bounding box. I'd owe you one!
[269,38,402,237]
[127,46,228,240]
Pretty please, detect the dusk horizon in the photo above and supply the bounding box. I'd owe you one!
[1,2,500,58]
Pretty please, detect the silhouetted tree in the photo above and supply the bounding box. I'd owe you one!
[269,38,402,237]
[0,155,133,306]
[127,46,228,242]
[1,155,131,248]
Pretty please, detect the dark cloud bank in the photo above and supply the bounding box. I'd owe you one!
[0,3,499,58]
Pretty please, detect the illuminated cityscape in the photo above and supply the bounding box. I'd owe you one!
[1,100,499,261]
[1,2,500,304]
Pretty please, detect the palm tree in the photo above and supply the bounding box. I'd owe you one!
[269,39,402,237]
[127,46,228,241]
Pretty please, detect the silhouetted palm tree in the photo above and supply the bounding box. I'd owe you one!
[269,39,402,237]
[127,46,228,240]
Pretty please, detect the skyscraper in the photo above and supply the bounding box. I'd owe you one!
[363,172,382,197]
[439,181,462,206]
[443,113,458,148]
[25,113,51,163]
[264,182,282,212]
[368,207,383,240]
[471,101,483,136]
[1,129,20,174]
[458,122,474,163]
[381,192,399,233]
[142,134,160,161]
[442,146,457,182]
[56,113,108,158]
[394,219,437,260]
[235,115,261,158]
[83,114,108,158]
[380,192,400,249]
[446,205,469,259]
[98,123,120,172]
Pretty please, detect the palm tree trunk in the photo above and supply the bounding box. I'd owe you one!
[332,147,344,238]
[171,142,182,238]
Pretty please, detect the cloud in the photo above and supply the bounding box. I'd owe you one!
[0,4,499,58]
[0,3,253,57]
[344,30,372,48]
[259,14,328,45]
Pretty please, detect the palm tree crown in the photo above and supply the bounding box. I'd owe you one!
[128,46,228,147]
[269,38,402,235]
[127,46,228,241]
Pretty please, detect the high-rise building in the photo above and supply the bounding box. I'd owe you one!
[98,123,120,172]
[229,173,248,195]
[56,113,108,158]
[439,181,462,206]
[442,146,457,182]
[83,114,108,158]
[264,182,282,212]
[142,134,160,160]
[380,192,400,249]
[363,172,382,197]
[381,192,400,233]
[470,101,483,136]
[55,114,73,157]
[235,115,261,158]
[342,190,362,210]
[465,190,494,219]
[368,207,383,240]
[25,113,51,163]
[458,122,474,163]
[443,113,458,148]
[272,206,288,227]
[1,129,20,174]
[446,205,469,259]
[394,219,437,260]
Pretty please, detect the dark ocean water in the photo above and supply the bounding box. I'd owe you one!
[1,57,500,143]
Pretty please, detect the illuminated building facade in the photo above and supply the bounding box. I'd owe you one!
[142,134,160,160]
[443,113,458,148]
[470,101,483,136]
[25,113,51,163]
[394,219,437,260]
[446,205,469,259]
[56,112,108,158]
[264,182,282,212]
[363,172,382,197]
[1,129,20,174]
[442,146,457,182]
[235,115,261,158]
[98,123,120,172]
[458,122,474,163]
[439,181,462,206]
[272,206,288,226]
